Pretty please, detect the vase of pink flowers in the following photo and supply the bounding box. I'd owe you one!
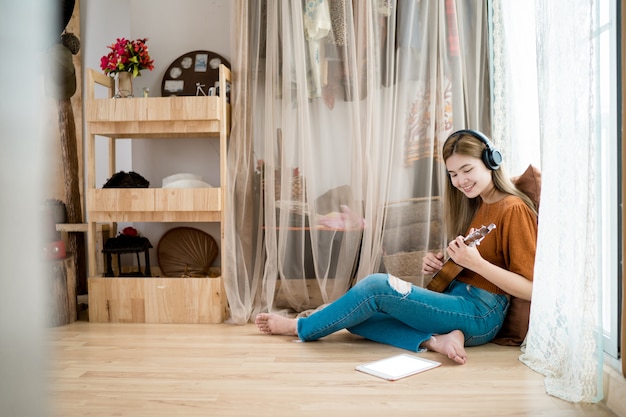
[100,37,154,98]
[115,72,133,98]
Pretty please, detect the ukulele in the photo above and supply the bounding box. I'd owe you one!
[426,223,496,292]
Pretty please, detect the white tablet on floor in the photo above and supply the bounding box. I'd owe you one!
[356,353,441,381]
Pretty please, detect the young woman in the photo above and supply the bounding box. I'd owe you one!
[255,130,538,364]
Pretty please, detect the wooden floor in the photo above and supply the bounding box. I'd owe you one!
[47,321,618,417]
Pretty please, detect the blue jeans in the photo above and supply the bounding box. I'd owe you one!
[297,273,509,351]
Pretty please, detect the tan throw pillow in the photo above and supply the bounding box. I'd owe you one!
[511,164,541,211]
[491,165,540,346]
[492,298,531,346]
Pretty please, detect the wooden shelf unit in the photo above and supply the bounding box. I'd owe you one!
[84,66,231,324]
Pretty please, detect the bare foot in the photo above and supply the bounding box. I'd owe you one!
[421,330,467,365]
[255,313,298,336]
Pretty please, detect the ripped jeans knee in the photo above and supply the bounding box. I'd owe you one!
[387,274,412,295]
[354,273,413,297]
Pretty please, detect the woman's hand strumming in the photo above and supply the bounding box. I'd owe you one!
[422,252,444,275]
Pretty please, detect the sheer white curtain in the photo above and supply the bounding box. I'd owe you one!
[490,0,541,173]
[494,0,603,403]
[224,0,489,324]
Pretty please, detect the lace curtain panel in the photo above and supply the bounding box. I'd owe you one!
[224,0,490,324]
[490,1,541,174]
[496,0,604,403]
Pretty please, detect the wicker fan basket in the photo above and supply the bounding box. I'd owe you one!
[157,227,219,277]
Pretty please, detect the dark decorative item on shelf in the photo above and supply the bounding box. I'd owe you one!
[100,37,154,98]
[103,227,153,277]
[157,227,219,277]
[41,199,68,260]
[42,199,67,241]
[61,32,80,54]
[103,171,149,188]
[161,50,230,97]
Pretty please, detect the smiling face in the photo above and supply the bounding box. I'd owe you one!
[445,153,495,200]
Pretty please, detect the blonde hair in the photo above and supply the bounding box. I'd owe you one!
[442,132,537,239]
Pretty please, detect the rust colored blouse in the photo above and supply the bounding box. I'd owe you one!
[455,195,538,295]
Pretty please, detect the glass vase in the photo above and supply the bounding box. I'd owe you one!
[115,71,134,98]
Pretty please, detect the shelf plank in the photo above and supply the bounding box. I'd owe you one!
[86,96,224,137]
[87,188,221,221]
[87,96,221,121]
[155,188,221,211]
[87,211,222,223]
[87,276,227,324]
[87,189,155,212]
[56,223,110,233]
[87,121,221,138]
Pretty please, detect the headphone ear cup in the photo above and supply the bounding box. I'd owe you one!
[482,148,502,170]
